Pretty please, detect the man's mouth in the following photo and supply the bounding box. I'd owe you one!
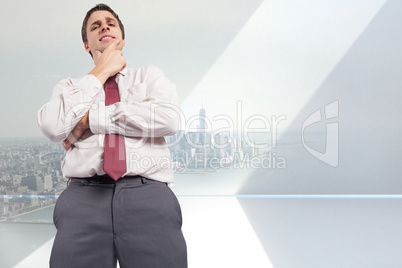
[99,35,114,41]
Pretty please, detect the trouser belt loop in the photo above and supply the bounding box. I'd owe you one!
[141,176,147,184]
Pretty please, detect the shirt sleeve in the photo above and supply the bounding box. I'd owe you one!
[37,75,103,142]
[89,65,181,138]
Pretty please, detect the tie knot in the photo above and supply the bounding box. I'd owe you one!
[105,75,117,88]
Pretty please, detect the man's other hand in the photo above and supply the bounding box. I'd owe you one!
[62,111,90,151]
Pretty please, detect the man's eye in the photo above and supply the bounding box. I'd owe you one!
[91,26,98,31]
[108,24,115,27]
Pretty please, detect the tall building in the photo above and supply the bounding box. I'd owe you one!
[21,175,44,192]
[33,155,42,173]
[199,107,206,129]
[36,176,44,193]
[44,174,53,191]
[198,106,206,145]
[0,205,8,215]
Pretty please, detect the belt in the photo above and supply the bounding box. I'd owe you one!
[69,174,145,184]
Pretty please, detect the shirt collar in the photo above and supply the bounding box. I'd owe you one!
[117,67,128,77]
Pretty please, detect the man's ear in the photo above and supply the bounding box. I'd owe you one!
[84,42,91,52]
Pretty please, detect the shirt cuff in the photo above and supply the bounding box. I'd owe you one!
[75,74,103,99]
[89,102,119,135]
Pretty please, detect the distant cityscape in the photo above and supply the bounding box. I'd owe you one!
[0,138,65,219]
[168,107,273,173]
[0,106,275,219]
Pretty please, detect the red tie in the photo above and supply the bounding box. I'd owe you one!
[103,76,126,181]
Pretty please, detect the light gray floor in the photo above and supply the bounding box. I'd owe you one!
[2,196,402,268]
[239,197,402,268]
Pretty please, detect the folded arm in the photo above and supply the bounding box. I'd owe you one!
[37,75,102,143]
[89,65,180,139]
[39,39,126,149]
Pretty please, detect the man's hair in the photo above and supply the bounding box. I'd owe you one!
[81,3,125,55]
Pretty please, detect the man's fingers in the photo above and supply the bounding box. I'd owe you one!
[116,39,125,51]
[62,139,72,151]
[121,62,126,72]
[66,132,77,144]
[114,39,123,49]
[104,38,124,53]
[61,131,79,151]
[104,38,121,52]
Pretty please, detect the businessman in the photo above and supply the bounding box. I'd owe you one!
[38,4,187,268]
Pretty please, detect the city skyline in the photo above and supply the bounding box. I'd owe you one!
[0,104,276,218]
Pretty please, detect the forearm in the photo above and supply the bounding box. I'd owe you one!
[89,65,180,138]
[89,64,111,86]
[89,100,181,138]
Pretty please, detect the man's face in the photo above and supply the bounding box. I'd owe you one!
[84,10,124,55]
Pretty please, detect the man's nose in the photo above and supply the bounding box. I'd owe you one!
[101,25,110,32]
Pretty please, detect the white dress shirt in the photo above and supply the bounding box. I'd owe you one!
[37,65,180,183]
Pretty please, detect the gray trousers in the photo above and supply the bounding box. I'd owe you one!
[50,176,187,268]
